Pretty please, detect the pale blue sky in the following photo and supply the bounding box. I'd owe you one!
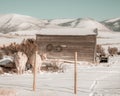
[0,0,119,21]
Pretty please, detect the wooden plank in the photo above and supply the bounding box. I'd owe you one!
[36,35,96,42]
[33,51,37,91]
[37,38,96,43]
[74,52,78,95]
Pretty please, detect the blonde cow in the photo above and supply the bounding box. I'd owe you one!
[29,51,43,73]
[14,51,28,74]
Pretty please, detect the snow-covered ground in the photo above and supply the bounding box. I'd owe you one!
[0,56,120,96]
[97,31,120,52]
[0,32,120,96]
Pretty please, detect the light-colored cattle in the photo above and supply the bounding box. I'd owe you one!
[14,51,28,74]
[29,51,43,73]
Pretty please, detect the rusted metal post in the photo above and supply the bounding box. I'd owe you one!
[74,52,78,95]
[33,51,37,91]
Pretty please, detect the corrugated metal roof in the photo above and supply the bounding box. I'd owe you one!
[36,28,97,36]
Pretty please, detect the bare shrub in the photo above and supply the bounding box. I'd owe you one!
[108,47,118,56]
[96,45,105,56]
[22,39,38,58]
[117,51,120,55]
[1,38,38,58]
[0,53,3,59]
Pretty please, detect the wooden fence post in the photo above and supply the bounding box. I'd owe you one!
[74,52,78,95]
[33,51,37,91]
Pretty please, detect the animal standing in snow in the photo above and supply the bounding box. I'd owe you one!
[14,51,28,74]
[29,52,46,73]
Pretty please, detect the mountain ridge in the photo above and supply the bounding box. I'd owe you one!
[102,18,120,31]
[0,14,119,34]
[0,14,47,33]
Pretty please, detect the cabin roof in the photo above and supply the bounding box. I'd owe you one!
[36,28,97,36]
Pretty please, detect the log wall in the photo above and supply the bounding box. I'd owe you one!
[36,34,96,62]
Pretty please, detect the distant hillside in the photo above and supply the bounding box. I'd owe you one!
[54,18,110,31]
[102,18,120,31]
[0,14,47,33]
[0,14,115,34]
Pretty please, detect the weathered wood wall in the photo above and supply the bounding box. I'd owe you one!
[36,34,96,62]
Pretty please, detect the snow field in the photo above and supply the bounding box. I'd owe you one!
[0,56,120,96]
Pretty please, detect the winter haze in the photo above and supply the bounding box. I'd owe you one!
[0,0,120,96]
[0,14,120,96]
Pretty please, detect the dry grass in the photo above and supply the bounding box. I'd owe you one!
[0,88,16,96]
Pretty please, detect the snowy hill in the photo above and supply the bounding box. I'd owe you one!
[102,18,120,31]
[0,14,48,33]
[49,18,76,25]
[0,14,111,34]
[54,18,110,31]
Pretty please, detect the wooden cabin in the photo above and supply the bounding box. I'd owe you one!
[36,28,97,62]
